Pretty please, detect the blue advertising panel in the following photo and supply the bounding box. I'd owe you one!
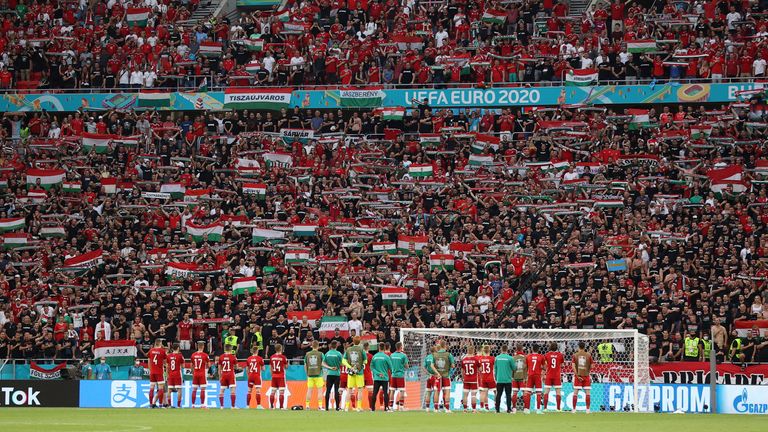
[602,383,710,413]
[717,385,768,414]
[80,380,255,408]
[0,82,760,112]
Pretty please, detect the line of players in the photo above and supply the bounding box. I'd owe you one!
[142,336,408,411]
[434,341,594,414]
[144,339,290,409]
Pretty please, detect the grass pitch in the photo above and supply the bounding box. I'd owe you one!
[0,408,764,432]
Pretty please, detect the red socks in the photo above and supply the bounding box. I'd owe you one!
[556,395,561,411]
[231,394,236,408]
[219,395,224,407]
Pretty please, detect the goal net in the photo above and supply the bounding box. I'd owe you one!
[399,328,650,412]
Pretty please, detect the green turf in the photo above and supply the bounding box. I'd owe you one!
[0,409,763,432]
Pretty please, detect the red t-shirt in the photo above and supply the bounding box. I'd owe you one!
[148,347,167,374]
[167,352,184,377]
[218,353,237,378]
[544,351,564,378]
[526,353,545,376]
[461,355,480,383]
[478,355,494,380]
[270,354,288,378]
[191,351,209,375]
[247,355,264,377]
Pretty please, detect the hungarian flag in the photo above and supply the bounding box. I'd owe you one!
[707,165,746,194]
[126,7,151,27]
[94,340,137,366]
[628,109,651,130]
[293,225,317,237]
[185,221,224,242]
[101,178,117,194]
[63,249,103,269]
[373,107,405,120]
[627,40,657,53]
[381,287,408,305]
[2,233,28,249]
[481,9,506,24]
[160,183,186,199]
[198,41,223,57]
[252,228,286,244]
[429,253,455,271]
[419,134,442,147]
[565,69,598,86]
[245,60,261,75]
[223,88,293,110]
[285,250,310,264]
[372,242,397,254]
[337,86,385,107]
[138,91,171,108]
[541,161,570,173]
[403,278,427,289]
[165,262,198,279]
[232,276,258,296]
[409,164,433,178]
[690,125,712,139]
[287,310,324,327]
[472,133,500,153]
[263,152,293,168]
[184,188,211,203]
[26,168,65,190]
[0,217,25,232]
[734,319,768,337]
[242,183,267,199]
[469,154,494,167]
[235,157,261,176]
[82,132,114,153]
[40,226,66,238]
[274,10,291,21]
[318,316,349,339]
[397,235,429,255]
[391,35,424,51]
[62,181,81,193]
[239,39,264,51]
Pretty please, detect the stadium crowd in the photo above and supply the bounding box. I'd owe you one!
[0,87,767,367]
[1,0,768,90]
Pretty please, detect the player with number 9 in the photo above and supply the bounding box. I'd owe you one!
[543,342,565,411]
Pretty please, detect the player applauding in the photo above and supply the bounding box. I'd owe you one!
[218,345,238,409]
[572,342,593,414]
[460,345,480,412]
[166,344,184,408]
[147,339,167,409]
[525,345,545,414]
[246,346,265,409]
[190,342,209,409]
[543,342,564,411]
[269,344,288,409]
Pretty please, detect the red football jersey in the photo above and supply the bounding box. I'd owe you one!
[191,351,209,374]
[247,355,264,376]
[218,353,237,376]
[167,352,184,376]
[270,354,287,378]
[148,347,167,374]
[461,355,480,383]
[526,353,545,376]
[544,351,565,377]
[478,355,494,379]
[364,352,373,381]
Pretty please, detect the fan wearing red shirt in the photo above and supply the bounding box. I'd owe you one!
[147,340,167,408]
[190,341,210,408]
[218,345,239,409]
[246,346,265,408]
[269,344,288,409]
[460,345,480,411]
[477,345,496,411]
[525,345,545,411]
[166,344,185,408]
[543,342,565,411]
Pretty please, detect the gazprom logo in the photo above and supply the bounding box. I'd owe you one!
[733,388,768,414]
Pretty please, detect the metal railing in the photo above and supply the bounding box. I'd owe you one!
[0,76,764,95]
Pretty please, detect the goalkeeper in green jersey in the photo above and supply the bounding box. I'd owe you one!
[342,336,367,412]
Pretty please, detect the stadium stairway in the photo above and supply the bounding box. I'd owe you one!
[568,0,593,19]
[189,0,224,23]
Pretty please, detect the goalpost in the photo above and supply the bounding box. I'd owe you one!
[399,328,650,413]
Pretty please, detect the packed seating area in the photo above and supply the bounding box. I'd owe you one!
[1,90,768,365]
[1,0,768,91]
